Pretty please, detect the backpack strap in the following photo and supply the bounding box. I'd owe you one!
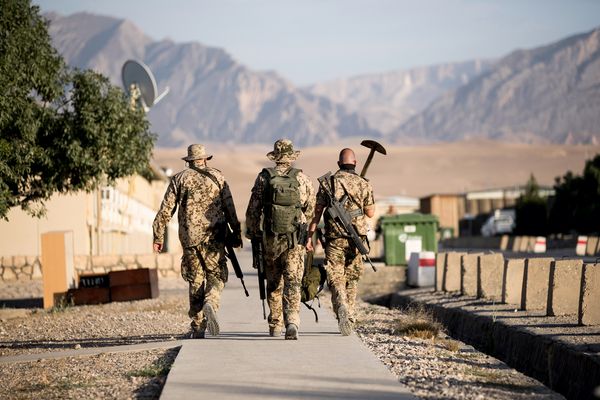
[190,166,222,191]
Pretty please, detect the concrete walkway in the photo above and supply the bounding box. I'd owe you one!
[160,250,414,399]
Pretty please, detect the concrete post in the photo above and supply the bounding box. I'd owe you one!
[444,252,465,292]
[461,253,481,297]
[521,258,554,311]
[478,253,504,301]
[547,259,583,317]
[435,252,447,292]
[579,263,600,325]
[503,258,525,305]
[586,236,599,256]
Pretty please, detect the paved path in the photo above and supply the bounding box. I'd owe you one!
[160,249,414,400]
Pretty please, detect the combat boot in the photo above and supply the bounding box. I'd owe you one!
[203,303,220,336]
[337,304,352,336]
[269,326,282,337]
[190,329,205,339]
[285,323,298,340]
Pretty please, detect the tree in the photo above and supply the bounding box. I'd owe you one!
[549,154,600,234]
[0,0,156,220]
[515,174,548,236]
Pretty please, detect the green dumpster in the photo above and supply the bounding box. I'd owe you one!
[380,213,439,265]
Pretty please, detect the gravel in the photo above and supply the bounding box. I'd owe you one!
[0,278,565,399]
[354,301,565,400]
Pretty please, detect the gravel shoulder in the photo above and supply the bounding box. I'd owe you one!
[354,301,564,400]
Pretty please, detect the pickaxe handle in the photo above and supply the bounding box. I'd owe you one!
[360,149,376,177]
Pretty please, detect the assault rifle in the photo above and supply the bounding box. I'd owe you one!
[251,237,267,319]
[224,225,249,297]
[317,172,377,272]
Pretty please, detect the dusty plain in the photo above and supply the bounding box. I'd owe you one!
[154,140,600,214]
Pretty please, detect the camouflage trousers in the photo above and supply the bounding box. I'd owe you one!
[181,241,228,332]
[325,237,365,323]
[264,243,305,330]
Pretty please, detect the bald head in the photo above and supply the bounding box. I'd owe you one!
[338,148,356,165]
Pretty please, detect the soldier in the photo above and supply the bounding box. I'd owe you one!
[153,144,242,339]
[306,148,375,336]
[245,139,315,340]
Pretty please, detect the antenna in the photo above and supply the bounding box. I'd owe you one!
[122,60,169,112]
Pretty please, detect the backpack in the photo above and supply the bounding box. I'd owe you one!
[301,256,327,322]
[261,167,302,235]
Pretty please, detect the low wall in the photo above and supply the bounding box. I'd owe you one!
[0,253,183,283]
[373,290,600,400]
[436,251,599,326]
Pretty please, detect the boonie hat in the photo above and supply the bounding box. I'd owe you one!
[182,144,213,161]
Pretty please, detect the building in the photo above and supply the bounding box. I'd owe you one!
[420,186,555,238]
[419,194,464,238]
[0,163,179,257]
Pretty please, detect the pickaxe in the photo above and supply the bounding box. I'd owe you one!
[360,140,387,178]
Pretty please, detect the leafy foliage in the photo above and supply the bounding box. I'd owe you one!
[515,174,548,236]
[0,0,156,219]
[549,154,600,234]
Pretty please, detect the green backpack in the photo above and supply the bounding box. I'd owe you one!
[262,167,302,235]
[301,255,327,322]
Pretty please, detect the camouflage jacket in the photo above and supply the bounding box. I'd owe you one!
[245,162,315,257]
[316,169,374,238]
[153,166,239,248]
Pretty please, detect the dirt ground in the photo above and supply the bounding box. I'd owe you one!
[154,140,600,214]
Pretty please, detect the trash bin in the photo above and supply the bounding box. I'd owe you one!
[380,213,439,266]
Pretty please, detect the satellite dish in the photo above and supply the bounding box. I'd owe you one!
[122,60,169,112]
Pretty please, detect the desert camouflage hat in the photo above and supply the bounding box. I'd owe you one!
[267,139,300,162]
[182,144,213,161]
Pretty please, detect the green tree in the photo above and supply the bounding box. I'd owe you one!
[549,154,600,234]
[0,0,156,219]
[515,174,548,236]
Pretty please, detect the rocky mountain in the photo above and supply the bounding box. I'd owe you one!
[307,60,492,134]
[395,27,600,144]
[46,12,377,147]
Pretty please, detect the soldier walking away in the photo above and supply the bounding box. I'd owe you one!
[246,139,315,340]
[306,148,375,336]
[153,144,242,339]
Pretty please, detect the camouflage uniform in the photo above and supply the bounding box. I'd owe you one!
[153,157,240,334]
[316,169,374,322]
[245,140,315,334]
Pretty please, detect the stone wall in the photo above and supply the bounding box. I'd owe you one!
[0,253,182,282]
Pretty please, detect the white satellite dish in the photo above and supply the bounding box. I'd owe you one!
[122,60,169,112]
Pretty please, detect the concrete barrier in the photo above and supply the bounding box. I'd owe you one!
[503,258,525,306]
[435,252,447,292]
[500,235,509,251]
[461,253,481,297]
[512,236,522,252]
[444,252,465,292]
[576,236,588,256]
[547,259,583,317]
[579,263,600,325]
[478,253,504,301]
[586,236,599,256]
[518,236,529,252]
[521,257,554,311]
[533,237,547,253]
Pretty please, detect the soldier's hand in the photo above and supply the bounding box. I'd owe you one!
[153,243,163,253]
[306,237,314,253]
[231,231,243,248]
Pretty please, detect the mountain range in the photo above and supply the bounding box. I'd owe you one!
[46,12,600,146]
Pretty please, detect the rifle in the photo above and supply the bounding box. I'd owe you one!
[224,225,249,297]
[317,172,377,272]
[251,237,267,319]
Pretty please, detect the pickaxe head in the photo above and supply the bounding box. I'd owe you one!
[361,140,387,155]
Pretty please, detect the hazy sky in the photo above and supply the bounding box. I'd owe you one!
[35,0,600,85]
